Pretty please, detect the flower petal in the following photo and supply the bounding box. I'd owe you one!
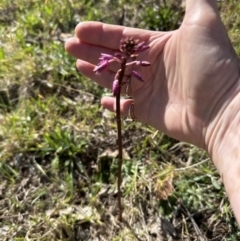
[131,70,144,82]
[93,60,109,73]
[135,41,150,53]
[136,61,151,66]
[99,53,114,61]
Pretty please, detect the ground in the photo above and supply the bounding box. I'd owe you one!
[0,0,240,240]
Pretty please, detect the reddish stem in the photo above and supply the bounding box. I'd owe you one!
[116,57,127,222]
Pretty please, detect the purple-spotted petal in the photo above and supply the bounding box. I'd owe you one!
[93,60,109,73]
[112,79,120,96]
[131,70,144,82]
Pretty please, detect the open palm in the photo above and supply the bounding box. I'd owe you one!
[65,1,239,149]
[65,0,240,224]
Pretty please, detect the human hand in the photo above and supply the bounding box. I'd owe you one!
[65,0,240,224]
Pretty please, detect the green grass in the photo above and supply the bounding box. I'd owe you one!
[0,0,240,240]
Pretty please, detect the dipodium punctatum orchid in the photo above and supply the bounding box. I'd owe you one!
[94,37,151,222]
[93,37,150,96]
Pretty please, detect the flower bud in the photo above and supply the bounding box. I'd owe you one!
[131,70,144,82]
[136,61,151,66]
[112,79,120,96]
[135,41,150,53]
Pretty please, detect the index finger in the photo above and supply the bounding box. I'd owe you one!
[75,21,152,50]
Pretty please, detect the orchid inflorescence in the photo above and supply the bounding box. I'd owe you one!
[93,37,150,96]
[93,37,150,222]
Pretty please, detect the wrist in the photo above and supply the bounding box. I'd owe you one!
[207,91,240,173]
[206,91,240,224]
[211,122,240,225]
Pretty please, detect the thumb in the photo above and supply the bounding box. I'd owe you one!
[182,0,232,52]
[184,0,219,25]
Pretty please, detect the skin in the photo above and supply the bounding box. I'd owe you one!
[65,0,240,225]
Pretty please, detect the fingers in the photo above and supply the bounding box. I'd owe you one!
[76,59,145,96]
[101,96,135,118]
[65,22,153,69]
[74,21,152,50]
[65,21,155,95]
[76,59,115,89]
[76,59,133,93]
[65,37,120,68]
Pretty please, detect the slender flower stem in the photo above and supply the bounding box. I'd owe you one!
[116,57,127,222]
[94,37,150,222]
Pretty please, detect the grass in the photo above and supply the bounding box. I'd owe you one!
[0,0,240,240]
